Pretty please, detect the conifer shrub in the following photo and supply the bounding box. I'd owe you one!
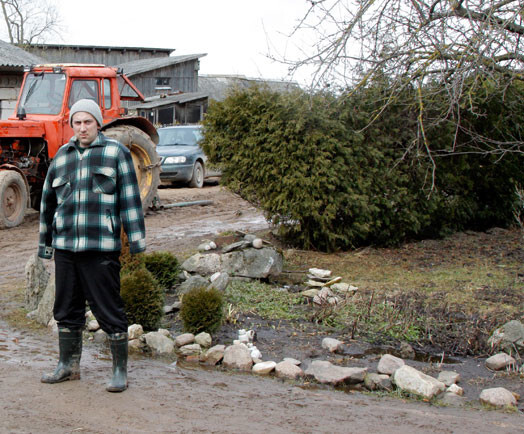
[120,268,164,331]
[143,251,181,290]
[179,287,224,334]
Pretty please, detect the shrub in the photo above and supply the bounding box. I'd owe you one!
[143,251,181,290]
[120,268,164,331]
[179,287,224,334]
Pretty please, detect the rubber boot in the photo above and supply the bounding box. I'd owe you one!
[41,328,82,383]
[106,332,128,393]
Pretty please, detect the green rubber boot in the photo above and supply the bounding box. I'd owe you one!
[41,328,82,383]
[106,332,128,393]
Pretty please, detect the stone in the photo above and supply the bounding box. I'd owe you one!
[479,387,517,408]
[321,337,344,353]
[331,283,358,293]
[437,370,460,387]
[300,289,320,298]
[253,361,277,375]
[143,332,175,355]
[306,280,326,288]
[283,357,301,366]
[87,320,99,332]
[85,311,96,322]
[158,328,171,337]
[252,238,263,249]
[485,352,517,371]
[178,275,209,294]
[195,332,212,348]
[275,361,304,380]
[128,324,144,340]
[222,240,252,253]
[324,276,342,286]
[128,339,144,353]
[24,254,50,311]
[305,360,367,385]
[308,268,332,279]
[447,384,464,396]
[33,279,56,326]
[221,248,283,279]
[392,365,446,399]
[377,354,405,375]
[399,342,415,360]
[243,234,257,242]
[223,344,253,371]
[175,333,195,347]
[208,272,230,291]
[364,373,392,391]
[179,343,202,356]
[201,345,225,365]
[440,392,466,407]
[182,253,222,275]
[92,329,107,344]
[487,320,524,353]
[313,287,334,305]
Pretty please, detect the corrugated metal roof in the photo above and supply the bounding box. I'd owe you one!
[23,43,175,53]
[0,40,44,68]
[116,54,207,76]
[134,91,208,109]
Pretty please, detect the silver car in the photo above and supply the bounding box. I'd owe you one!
[156,125,219,188]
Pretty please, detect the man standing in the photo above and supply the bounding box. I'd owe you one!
[38,99,145,392]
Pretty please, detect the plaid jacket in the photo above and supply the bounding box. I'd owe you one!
[38,132,146,259]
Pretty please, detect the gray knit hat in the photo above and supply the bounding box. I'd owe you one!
[69,99,103,127]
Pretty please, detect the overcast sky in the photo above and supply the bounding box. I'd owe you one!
[52,0,312,84]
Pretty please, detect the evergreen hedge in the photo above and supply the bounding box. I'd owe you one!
[201,80,524,251]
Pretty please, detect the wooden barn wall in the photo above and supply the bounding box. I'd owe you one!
[129,61,199,95]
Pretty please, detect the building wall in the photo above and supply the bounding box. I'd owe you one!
[0,73,23,119]
[25,46,171,66]
[129,61,199,96]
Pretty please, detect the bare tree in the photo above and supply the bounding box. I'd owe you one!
[0,0,60,45]
[280,0,524,156]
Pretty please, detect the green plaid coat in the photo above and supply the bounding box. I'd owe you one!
[38,133,146,259]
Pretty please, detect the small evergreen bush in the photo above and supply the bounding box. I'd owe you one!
[179,287,224,334]
[143,251,181,290]
[120,268,164,331]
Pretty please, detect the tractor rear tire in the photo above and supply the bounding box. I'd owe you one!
[0,170,28,229]
[104,125,160,211]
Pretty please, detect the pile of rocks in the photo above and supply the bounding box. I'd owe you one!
[298,267,358,305]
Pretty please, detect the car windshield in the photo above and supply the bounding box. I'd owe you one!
[18,73,66,115]
[158,127,202,146]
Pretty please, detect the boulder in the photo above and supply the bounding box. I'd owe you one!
[178,275,209,294]
[175,333,195,347]
[392,365,446,399]
[208,272,230,291]
[220,248,283,278]
[87,320,99,332]
[253,361,277,375]
[447,384,464,396]
[487,320,524,354]
[308,268,332,279]
[24,254,50,311]
[440,392,467,407]
[364,373,392,391]
[143,332,175,355]
[195,332,212,348]
[479,387,517,408]
[283,357,301,366]
[179,343,202,356]
[32,279,56,326]
[321,337,344,353]
[92,329,107,344]
[201,345,225,365]
[377,354,405,375]
[305,360,367,385]
[485,352,517,371]
[223,344,253,371]
[437,370,460,386]
[275,361,304,380]
[182,253,221,275]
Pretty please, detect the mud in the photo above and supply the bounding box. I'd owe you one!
[0,185,523,433]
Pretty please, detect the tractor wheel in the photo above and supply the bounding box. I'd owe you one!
[104,125,160,211]
[0,170,28,229]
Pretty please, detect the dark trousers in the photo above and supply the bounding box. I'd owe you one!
[54,249,128,334]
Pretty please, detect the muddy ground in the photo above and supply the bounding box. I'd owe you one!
[0,184,522,433]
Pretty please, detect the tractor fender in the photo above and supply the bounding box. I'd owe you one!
[101,117,158,144]
[0,164,31,207]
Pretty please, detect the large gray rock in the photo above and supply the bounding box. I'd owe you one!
[364,373,392,391]
[182,253,221,275]
[221,248,283,278]
[392,365,446,399]
[194,332,212,348]
[305,360,367,385]
[437,370,460,386]
[208,272,230,291]
[253,361,277,375]
[32,279,56,326]
[201,344,225,365]
[321,337,344,353]
[377,354,405,375]
[24,254,50,311]
[175,333,195,347]
[479,387,517,408]
[487,320,524,354]
[275,361,304,380]
[223,344,253,371]
[143,332,175,355]
[178,275,209,294]
[485,352,517,371]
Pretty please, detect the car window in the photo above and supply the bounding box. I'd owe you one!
[158,127,202,146]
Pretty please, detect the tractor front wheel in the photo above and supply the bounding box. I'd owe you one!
[104,125,160,211]
[0,170,28,229]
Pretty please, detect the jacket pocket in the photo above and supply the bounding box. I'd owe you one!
[92,167,117,194]
[51,176,71,203]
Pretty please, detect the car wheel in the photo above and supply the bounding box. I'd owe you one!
[189,161,204,188]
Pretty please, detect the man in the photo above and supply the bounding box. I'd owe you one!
[38,99,146,393]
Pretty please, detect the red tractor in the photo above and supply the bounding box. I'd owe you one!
[0,64,160,228]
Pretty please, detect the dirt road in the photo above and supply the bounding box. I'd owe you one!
[0,185,522,433]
